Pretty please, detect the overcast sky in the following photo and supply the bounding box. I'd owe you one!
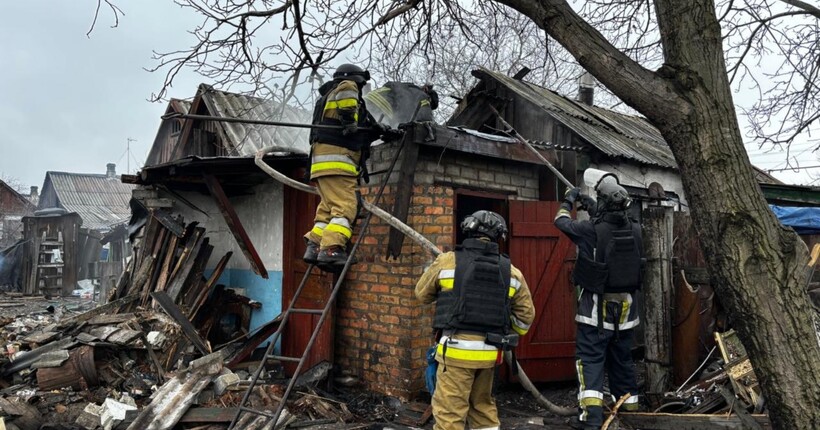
[0,2,815,193]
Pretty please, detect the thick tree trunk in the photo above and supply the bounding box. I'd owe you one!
[498,0,820,428]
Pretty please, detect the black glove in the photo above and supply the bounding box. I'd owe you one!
[579,195,597,214]
[564,187,581,204]
[381,126,405,142]
[342,122,358,135]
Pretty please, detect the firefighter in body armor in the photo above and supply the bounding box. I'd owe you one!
[554,173,644,430]
[415,211,535,430]
[303,64,400,270]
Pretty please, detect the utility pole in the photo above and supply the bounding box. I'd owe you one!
[126,138,137,173]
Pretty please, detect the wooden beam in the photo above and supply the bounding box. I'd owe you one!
[387,136,418,258]
[189,251,233,320]
[642,206,674,396]
[613,412,771,429]
[203,174,268,279]
[179,407,239,423]
[151,291,210,355]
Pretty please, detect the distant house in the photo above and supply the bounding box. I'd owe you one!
[0,180,36,248]
[21,164,135,296]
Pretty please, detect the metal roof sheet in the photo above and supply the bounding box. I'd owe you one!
[476,68,677,168]
[199,85,311,157]
[41,172,136,231]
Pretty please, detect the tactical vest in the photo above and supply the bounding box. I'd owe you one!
[573,214,642,294]
[433,239,512,334]
[311,81,372,151]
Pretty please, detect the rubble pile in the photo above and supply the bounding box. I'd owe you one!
[0,213,387,430]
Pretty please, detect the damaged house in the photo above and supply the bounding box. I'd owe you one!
[119,70,811,406]
[21,165,135,297]
[0,181,37,291]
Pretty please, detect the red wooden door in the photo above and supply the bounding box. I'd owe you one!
[508,200,577,382]
[282,185,334,374]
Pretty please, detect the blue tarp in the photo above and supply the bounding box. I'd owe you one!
[770,205,820,235]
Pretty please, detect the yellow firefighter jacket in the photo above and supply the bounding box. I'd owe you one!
[415,251,536,369]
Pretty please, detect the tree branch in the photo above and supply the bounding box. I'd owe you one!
[779,0,820,18]
[496,0,689,126]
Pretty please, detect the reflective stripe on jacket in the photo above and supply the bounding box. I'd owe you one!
[309,143,361,179]
[415,250,536,369]
[554,212,640,330]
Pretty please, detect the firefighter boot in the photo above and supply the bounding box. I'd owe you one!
[317,245,349,272]
[303,239,320,265]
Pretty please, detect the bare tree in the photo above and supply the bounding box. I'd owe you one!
[93,1,820,427]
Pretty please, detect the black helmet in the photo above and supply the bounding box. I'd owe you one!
[461,210,508,241]
[594,174,631,212]
[333,64,371,84]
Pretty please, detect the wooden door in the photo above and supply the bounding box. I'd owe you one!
[508,201,577,381]
[282,185,334,374]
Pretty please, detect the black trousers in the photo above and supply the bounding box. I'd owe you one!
[574,323,638,427]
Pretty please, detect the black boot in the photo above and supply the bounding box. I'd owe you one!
[317,245,348,272]
[303,240,319,264]
[568,416,598,430]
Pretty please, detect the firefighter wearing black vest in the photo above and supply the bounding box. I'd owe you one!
[303,64,401,271]
[554,173,643,430]
[415,211,535,430]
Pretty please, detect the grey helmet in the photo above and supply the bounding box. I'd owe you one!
[594,173,631,212]
[461,210,508,240]
[333,64,371,84]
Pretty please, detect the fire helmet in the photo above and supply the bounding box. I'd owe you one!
[333,64,371,84]
[461,210,508,241]
[594,173,631,212]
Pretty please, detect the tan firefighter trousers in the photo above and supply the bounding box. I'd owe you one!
[432,365,499,430]
[304,174,358,249]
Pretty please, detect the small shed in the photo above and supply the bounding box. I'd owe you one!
[23,165,135,296]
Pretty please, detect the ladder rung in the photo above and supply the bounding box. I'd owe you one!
[268,354,301,362]
[239,406,276,419]
[290,308,322,315]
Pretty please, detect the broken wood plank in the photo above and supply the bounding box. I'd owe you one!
[189,251,232,320]
[126,352,223,430]
[154,235,179,294]
[227,313,283,368]
[57,295,139,328]
[151,291,210,355]
[613,412,772,429]
[180,241,214,308]
[151,209,185,237]
[165,229,206,302]
[202,173,268,279]
[387,137,418,258]
[178,407,239,423]
[87,313,136,325]
[143,228,170,306]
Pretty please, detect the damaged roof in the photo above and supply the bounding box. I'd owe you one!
[197,84,311,156]
[38,172,135,232]
[473,68,677,168]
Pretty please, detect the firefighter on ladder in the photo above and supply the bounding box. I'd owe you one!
[554,172,644,430]
[303,63,401,271]
[415,210,536,430]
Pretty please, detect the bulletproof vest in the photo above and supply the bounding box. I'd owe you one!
[573,214,642,294]
[433,239,512,334]
[313,81,373,151]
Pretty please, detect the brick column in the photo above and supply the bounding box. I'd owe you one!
[335,185,453,399]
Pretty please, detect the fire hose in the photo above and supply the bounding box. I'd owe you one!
[254,146,575,416]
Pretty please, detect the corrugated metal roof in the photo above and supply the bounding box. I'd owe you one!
[199,85,311,156]
[476,68,677,168]
[41,172,135,232]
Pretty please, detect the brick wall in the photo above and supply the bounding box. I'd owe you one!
[334,141,540,399]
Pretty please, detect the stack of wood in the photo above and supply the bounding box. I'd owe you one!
[108,211,234,367]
